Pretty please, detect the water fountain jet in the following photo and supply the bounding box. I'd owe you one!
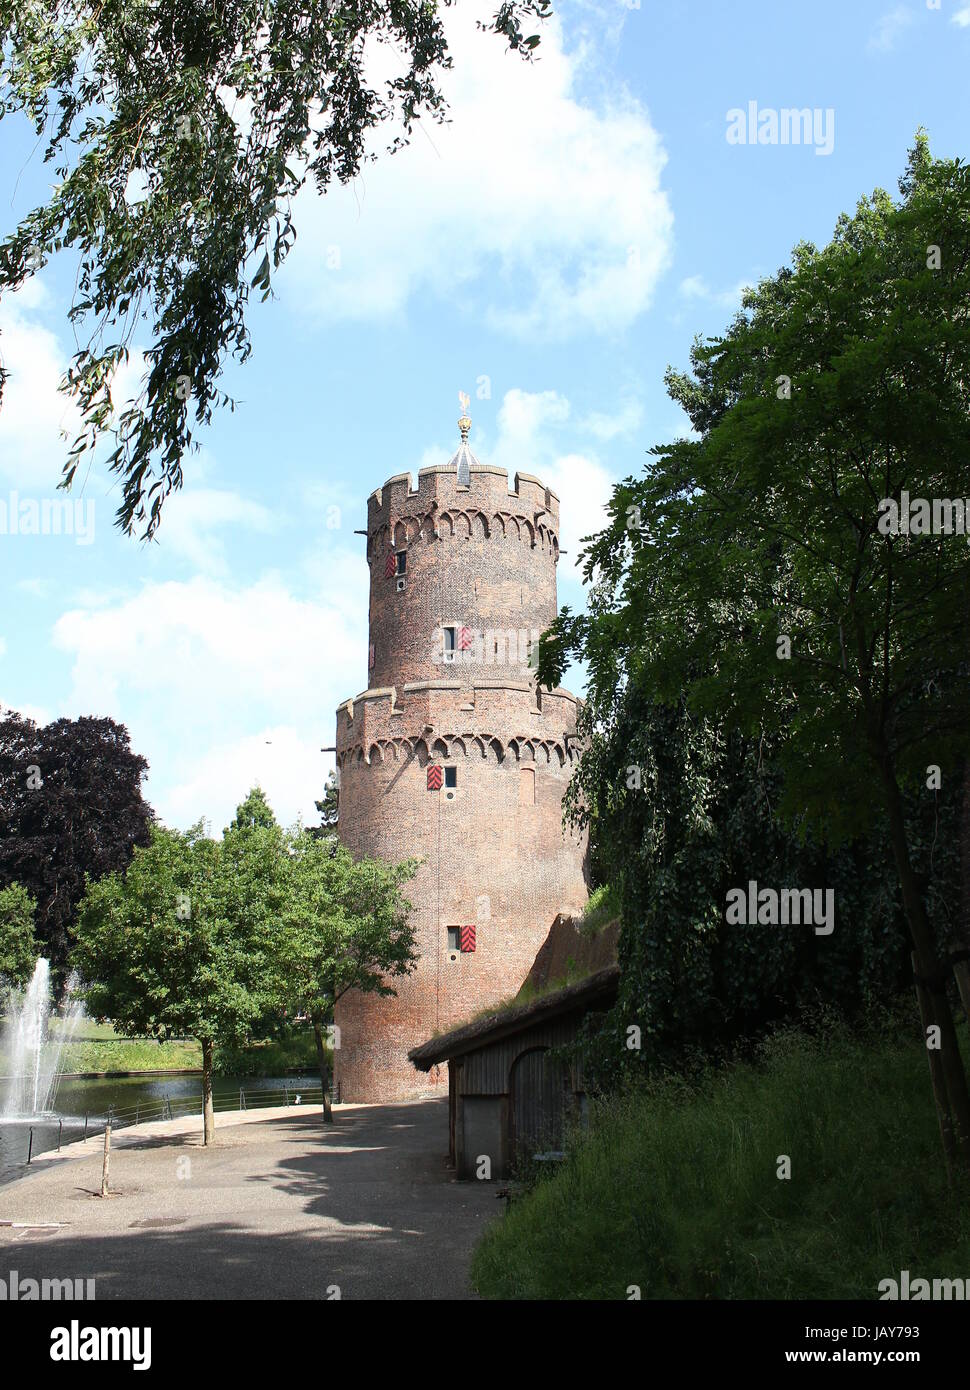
[1,959,85,1119]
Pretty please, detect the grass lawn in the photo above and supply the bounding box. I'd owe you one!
[3,1018,320,1075]
[45,1018,201,1073]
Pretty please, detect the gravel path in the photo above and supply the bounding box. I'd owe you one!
[0,1098,497,1300]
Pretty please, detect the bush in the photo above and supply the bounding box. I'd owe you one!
[214,1027,322,1076]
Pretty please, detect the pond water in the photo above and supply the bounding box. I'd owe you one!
[0,1071,319,1184]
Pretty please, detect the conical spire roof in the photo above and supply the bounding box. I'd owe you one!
[448,391,480,485]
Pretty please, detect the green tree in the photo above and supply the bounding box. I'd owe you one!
[540,136,970,1170]
[74,816,286,1142]
[0,709,152,981]
[279,832,417,1119]
[0,0,551,537]
[0,882,38,1000]
[312,770,340,837]
[226,784,277,833]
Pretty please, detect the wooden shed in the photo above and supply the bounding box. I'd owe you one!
[408,965,620,1180]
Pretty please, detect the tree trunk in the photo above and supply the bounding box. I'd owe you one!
[962,758,970,950]
[912,952,957,1179]
[877,751,970,1169]
[313,1019,334,1122]
[201,1038,215,1145]
[953,758,970,1025]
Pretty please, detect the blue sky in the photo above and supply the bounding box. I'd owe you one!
[1,0,968,831]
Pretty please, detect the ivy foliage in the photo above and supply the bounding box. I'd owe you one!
[564,690,960,1086]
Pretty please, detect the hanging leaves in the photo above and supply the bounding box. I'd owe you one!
[0,0,552,538]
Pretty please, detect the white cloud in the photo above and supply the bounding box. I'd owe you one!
[15,577,50,597]
[51,569,366,829]
[0,291,273,567]
[679,274,751,309]
[952,4,970,24]
[542,451,615,572]
[868,5,916,51]
[123,168,149,206]
[578,400,643,442]
[487,388,615,582]
[0,288,148,506]
[494,389,572,457]
[680,274,709,299]
[0,697,52,726]
[0,289,80,488]
[285,6,672,338]
[719,280,752,309]
[157,486,277,574]
[159,725,328,835]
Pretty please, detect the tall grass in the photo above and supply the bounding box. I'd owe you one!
[579,884,621,935]
[471,1018,970,1299]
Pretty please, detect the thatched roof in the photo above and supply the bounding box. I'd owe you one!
[408,964,620,1071]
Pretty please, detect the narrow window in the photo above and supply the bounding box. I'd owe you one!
[396,551,407,574]
[445,766,457,789]
[446,926,461,952]
[443,625,457,656]
[519,766,536,805]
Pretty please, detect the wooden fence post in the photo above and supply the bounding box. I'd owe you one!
[100,1123,111,1198]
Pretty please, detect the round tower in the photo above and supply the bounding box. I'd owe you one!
[333,405,588,1103]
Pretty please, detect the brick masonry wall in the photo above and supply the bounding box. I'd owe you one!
[333,460,587,1103]
[364,464,559,690]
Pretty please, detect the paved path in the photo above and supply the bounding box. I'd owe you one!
[0,1098,497,1299]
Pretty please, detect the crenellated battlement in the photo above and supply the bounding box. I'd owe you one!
[363,458,559,692]
[367,464,560,549]
[336,679,581,765]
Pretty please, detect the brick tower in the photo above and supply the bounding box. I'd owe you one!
[333,401,587,1102]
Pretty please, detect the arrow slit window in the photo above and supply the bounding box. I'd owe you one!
[520,766,536,805]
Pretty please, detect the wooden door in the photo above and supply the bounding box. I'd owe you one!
[509,1047,565,1161]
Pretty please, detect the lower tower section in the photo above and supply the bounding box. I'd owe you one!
[333,680,587,1102]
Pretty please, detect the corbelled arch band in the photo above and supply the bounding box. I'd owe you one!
[336,734,575,769]
[370,509,559,557]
